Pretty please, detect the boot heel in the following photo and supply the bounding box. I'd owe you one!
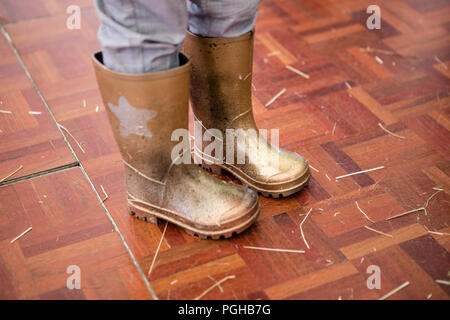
[202,162,223,174]
[127,204,158,224]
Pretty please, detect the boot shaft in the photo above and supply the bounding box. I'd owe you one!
[183,31,257,131]
[92,52,191,183]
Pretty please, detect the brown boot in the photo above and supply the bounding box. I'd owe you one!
[92,52,259,239]
[183,31,310,198]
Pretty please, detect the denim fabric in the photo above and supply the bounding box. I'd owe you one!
[94,0,260,73]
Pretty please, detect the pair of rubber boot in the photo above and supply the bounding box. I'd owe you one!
[92,31,310,239]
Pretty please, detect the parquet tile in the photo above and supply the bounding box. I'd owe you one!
[0,31,75,183]
[0,168,151,299]
[0,0,448,299]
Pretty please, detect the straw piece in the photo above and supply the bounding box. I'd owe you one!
[360,46,418,59]
[82,99,87,108]
[309,165,319,173]
[10,227,32,244]
[335,166,384,180]
[332,122,337,136]
[434,56,448,70]
[375,56,384,64]
[170,279,178,285]
[285,65,310,79]
[267,51,280,56]
[147,221,168,278]
[378,122,405,139]
[265,88,286,107]
[427,230,450,236]
[386,190,443,220]
[427,293,432,299]
[435,280,450,285]
[0,165,23,183]
[28,111,42,115]
[344,81,352,89]
[355,201,375,223]
[208,276,224,293]
[95,106,99,112]
[364,225,393,238]
[100,184,108,202]
[242,245,305,254]
[57,123,86,153]
[299,208,312,249]
[0,110,12,114]
[378,281,410,300]
[194,275,236,300]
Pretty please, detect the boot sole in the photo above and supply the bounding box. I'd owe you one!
[127,197,260,240]
[200,162,311,198]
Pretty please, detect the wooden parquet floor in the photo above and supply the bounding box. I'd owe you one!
[0,0,449,300]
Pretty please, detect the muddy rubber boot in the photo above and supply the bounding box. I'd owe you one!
[92,52,259,239]
[183,31,310,198]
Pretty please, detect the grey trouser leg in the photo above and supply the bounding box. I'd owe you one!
[94,0,187,73]
[187,0,260,38]
[94,0,260,73]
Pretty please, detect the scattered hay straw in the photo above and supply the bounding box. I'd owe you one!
[0,110,12,114]
[427,293,432,299]
[100,184,108,202]
[435,280,450,286]
[267,51,280,56]
[378,281,410,300]
[0,165,23,183]
[147,221,168,278]
[364,225,393,238]
[427,230,450,236]
[335,166,384,180]
[344,82,352,89]
[434,56,448,70]
[285,65,310,79]
[194,275,236,300]
[378,122,405,139]
[299,208,312,249]
[309,165,319,173]
[28,111,42,115]
[242,245,305,254]
[170,279,178,285]
[386,189,443,220]
[57,123,86,153]
[360,257,365,264]
[355,201,375,223]
[208,276,224,293]
[334,212,341,216]
[332,122,337,136]
[265,88,286,107]
[83,99,87,108]
[325,173,331,181]
[95,106,99,112]
[375,56,384,64]
[360,46,417,59]
[10,227,32,244]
